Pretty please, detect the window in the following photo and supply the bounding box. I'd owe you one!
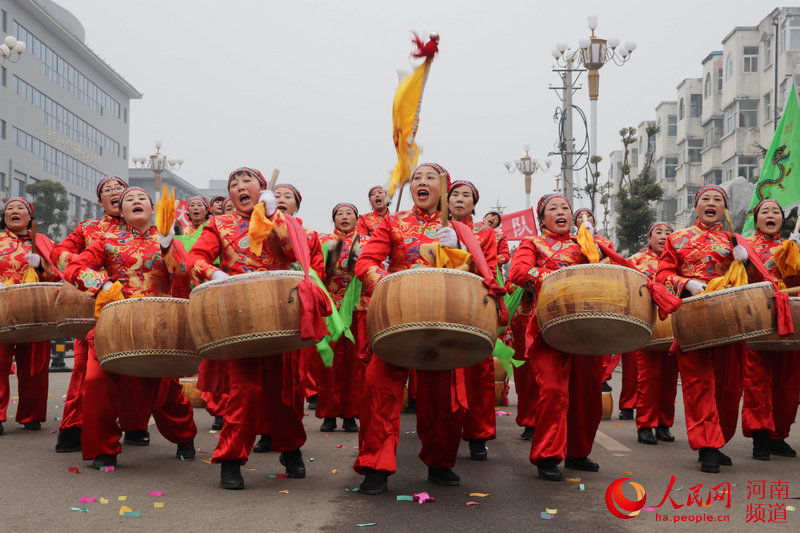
[703,119,723,147]
[708,170,722,185]
[716,60,723,91]
[687,139,703,163]
[1,65,5,87]
[743,46,758,72]
[1,119,5,140]
[764,92,772,124]
[738,156,758,180]
[0,172,4,193]
[679,98,685,120]
[704,73,711,98]
[782,17,800,51]
[648,132,656,153]
[765,37,773,66]
[1,9,6,33]
[725,54,733,80]
[665,157,678,179]
[723,100,758,134]
[667,115,677,136]
[690,94,702,117]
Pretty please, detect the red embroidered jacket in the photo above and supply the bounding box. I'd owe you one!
[181,221,207,239]
[747,230,797,287]
[320,228,369,310]
[188,210,324,284]
[356,209,389,239]
[0,229,58,284]
[64,225,189,298]
[51,213,124,271]
[508,229,590,293]
[495,230,510,266]
[629,247,660,280]
[355,206,497,294]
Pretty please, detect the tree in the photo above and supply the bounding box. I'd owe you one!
[615,124,664,254]
[25,179,70,238]
[582,155,603,216]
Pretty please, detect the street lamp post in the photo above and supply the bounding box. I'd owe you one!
[132,141,183,200]
[0,35,26,64]
[552,17,635,173]
[504,145,552,209]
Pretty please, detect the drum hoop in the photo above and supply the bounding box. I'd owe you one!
[748,339,799,347]
[98,349,200,362]
[681,281,774,304]
[539,263,648,283]
[539,312,654,335]
[191,270,305,296]
[101,297,189,311]
[646,336,675,345]
[197,329,302,355]
[0,323,57,334]
[56,318,96,325]
[371,321,495,345]
[680,328,776,351]
[0,282,62,291]
[376,268,484,287]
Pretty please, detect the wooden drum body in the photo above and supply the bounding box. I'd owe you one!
[0,282,61,342]
[672,281,775,351]
[535,264,655,355]
[747,296,800,351]
[188,271,313,360]
[95,297,199,378]
[644,311,675,351]
[366,268,499,371]
[55,281,96,339]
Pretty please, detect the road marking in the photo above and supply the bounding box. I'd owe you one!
[595,430,631,452]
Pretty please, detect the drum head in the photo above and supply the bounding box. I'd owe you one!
[540,316,652,355]
[99,351,201,378]
[372,327,494,371]
[197,334,313,360]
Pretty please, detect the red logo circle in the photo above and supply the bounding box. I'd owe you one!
[605,477,647,519]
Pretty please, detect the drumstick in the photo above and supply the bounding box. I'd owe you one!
[438,173,449,227]
[268,169,280,190]
[793,212,800,234]
[724,209,737,247]
[780,286,800,295]
[30,219,37,257]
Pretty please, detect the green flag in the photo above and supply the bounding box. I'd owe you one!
[743,84,800,236]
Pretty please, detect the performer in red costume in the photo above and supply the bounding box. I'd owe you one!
[508,281,537,440]
[209,195,226,216]
[356,185,390,238]
[656,184,759,473]
[448,180,498,460]
[744,199,800,460]
[65,186,197,469]
[223,198,235,214]
[354,163,498,494]
[0,198,58,436]
[482,211,510,268]
[182,196,210,238]
[313,202,369,433]
[508,193,604,481]
[629,222,679,445]
[189,168,324,489]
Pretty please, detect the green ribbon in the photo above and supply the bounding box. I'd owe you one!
[490,286,526,377]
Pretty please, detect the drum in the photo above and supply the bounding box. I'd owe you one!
[644,311,674,351]
[601,391,613,420]
[0,282,61,342]
[672,281,775,351]
[536,264,655,355]
[54,281,95,339]
[493,357,508,406]
[366,268,499,371]
[95,297,200,377]
[188,271,313,360]
[179,375,206,408]
[747,296,800,351]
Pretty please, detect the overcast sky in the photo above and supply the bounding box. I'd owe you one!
[55,0,774,232]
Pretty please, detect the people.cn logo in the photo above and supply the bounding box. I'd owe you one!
[605,477,647,519]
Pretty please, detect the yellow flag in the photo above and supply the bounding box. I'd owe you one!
[775,240,800,278]
[156,186,176,236]
[703,260,748,293]
[388,63,426,198]
[435,244,472,270]
[576,224,600,264]
[247,202,275,256]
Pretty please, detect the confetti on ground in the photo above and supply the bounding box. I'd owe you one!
[68,467,79,474]
[565,477,581,483]
[495,411,511,416]
[148,491,163,497]
[79,497,97,503]
[118,496,127,502]
[102,466,115,472]
[276,473,289,479]
[123,511,141,518]
[99,498,109,504]
[118,506,133,516]
[466,501,479,506]
[539,512,554,520]
[579,484,585,491]
[346,487,360,492]
[48,430,56,434]
[787,506,796,512]
[336,445,345,448]
[55,417,61,422]
[625,471,632,476]
[209,430,218,434]
[642,507,658,512]
[396,495,413,501]
[673,486,683,491]
[356,523,377,527]
[546,508,558,515]
[203,459,212,464]
[701,503,711,508]
[154,503,164,509]
[413,492,436,504]
[279,490,289,494]
[353,446,359,449]
[615,423,622,426]
[331,469,339,475]
[70,507,88,513]
[469,493,490,498]
[308,458,314,462]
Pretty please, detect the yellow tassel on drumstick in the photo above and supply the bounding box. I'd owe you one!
[704,209,747,293]
[155,185,176,237]
[776,213,800,278]
[577,213,600,264]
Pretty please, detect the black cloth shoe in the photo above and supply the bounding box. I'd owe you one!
[220,460,244,490]
[176,440,196,461]
[307,395,318,410]
[404,398,416,413]
[769,438,797,457]
[618,408,633,420]
[24,421,41,430]
[211,416,223,431]
[637,427,657,445]
[469,439,488,461]
[427,467,460,486]
[752,430,770,461]
[655,425,675,442]
[320,418,337,432]
[55,427,82,453]
[342,418,359,433]
[602,381,612,392]
[565,456,599,472]
[253,434,272,453]
[717,449,732,466]
[0,421,3,435]
[359,468,388,495]
[124,429,150,446]
[699,447,720,473]
[537,459,563,481]
[520,427,534,440]
[279,450,306,478]
[91,454,117,469]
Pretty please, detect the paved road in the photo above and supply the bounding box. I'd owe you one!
[2,369,799,532]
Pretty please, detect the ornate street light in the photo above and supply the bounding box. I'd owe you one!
[504,144,552,209]
[132,141,183,199]
[0,35,26,64]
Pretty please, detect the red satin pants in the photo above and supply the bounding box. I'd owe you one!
[512,314,537,429]
[742,350,800,438]
[634,349,678,429]
[0,341,50,424]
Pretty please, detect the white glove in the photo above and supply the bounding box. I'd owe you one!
[259,190,277,217]
[25,253,41,268]
[583,220,595,235]
[437,225,458,248]
[211,270,230,281]
[790,232,800,245]
[732,244,749,263]
[159,227,175,249]
[685,279,707,296]
[102,280,113,292]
